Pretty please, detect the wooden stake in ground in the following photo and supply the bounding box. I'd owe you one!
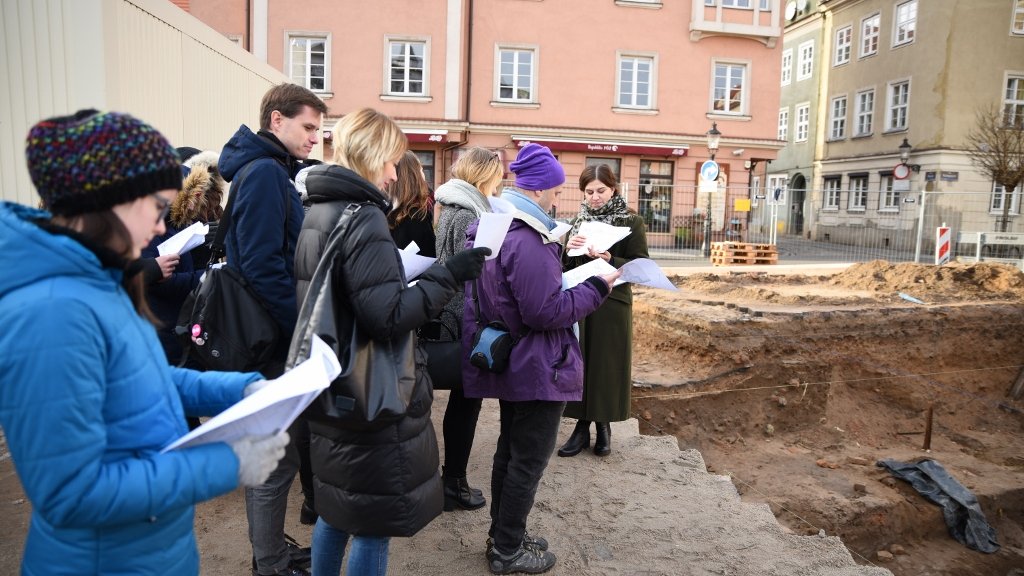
[923,404,933,451]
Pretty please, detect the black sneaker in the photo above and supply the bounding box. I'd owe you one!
[485,531,549,562]
[488,545,556,575]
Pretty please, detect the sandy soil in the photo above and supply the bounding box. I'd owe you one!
[630,260,1024,576]
[1,260,1022,576]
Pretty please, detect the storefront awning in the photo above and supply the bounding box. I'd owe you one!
[403,129,449,143]
[511,136,688,157]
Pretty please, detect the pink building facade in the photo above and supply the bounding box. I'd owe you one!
[184,0,785,245]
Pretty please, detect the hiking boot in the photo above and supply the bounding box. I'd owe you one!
[485,531,549,562]
[488,545,556,575]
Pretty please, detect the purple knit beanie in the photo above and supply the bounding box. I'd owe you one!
[25,109,183,217]
[510,143,565,191]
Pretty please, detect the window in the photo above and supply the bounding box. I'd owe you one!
[880,173,899,210]
[413,151,435,189]
[990,182,1021,214]
[834,26,852,66]
[706,0,770,6]
[712,61,747,114]
[585,158,622,181]
[795,103,810,142]
[797,40,814,81]
[1014,0,1024,34]
[860,14,880,57]
[496,47,535,103]
[780,49,793,86]
[824,178,841,210]
[854,89,875,136]
[849,175,868,210]
[618,54,656,109]
[288,34,328,91]
[1005,74,1024,128]
[778,107,789,141]
[387,39,427,96]
[893,0,917,47]
[830,95,848,140]
[886,80,910,131]
[638,160,674,234]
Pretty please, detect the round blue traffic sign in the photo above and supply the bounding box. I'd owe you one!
[700,160,720,182]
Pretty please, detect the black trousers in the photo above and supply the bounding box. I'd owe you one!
[489,399,565,554]
[442,386,483,478]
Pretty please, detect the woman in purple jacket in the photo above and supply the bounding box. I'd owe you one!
[462,143,620,575]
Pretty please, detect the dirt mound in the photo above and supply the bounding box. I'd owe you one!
[829,260,1024,301]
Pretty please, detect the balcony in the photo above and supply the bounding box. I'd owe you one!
[690,1,783,47]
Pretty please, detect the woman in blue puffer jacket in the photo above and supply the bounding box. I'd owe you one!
[0,109,288,575]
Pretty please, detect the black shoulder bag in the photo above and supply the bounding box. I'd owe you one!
[287,204,417,430]
[175,162,286,372]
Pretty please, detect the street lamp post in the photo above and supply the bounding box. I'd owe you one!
[702,122,722,258]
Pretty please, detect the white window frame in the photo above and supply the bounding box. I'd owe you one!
[990,182,1021,214]
[848,175,868,211]
[834,26,852,66]
[781,49,793,86]
[767,175,788,205]
[885,79,911,132]
[1014,0,1024,35]
[494,45,538,104]
[710,59,749,116]
[616,52,658,111]
[854,88,875,136]
[893,0,917,47]
[1005,73,1024,128]
[829,95,848,140]
[384,36,430,98]
[860,13,880,58]
[287,32,330,93]
[795,102,810,142]
[778,107,789,141]
[823,177,841,210]
[797,40,814,81]
[880,174,899,211]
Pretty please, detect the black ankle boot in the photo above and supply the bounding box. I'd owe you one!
[443,475,486,511]
[594,422,611,456]
[557,420,591,457]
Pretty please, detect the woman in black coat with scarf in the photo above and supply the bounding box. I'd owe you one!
[293,108,488,576]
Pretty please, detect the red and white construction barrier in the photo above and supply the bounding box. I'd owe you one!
[935,225,951,265]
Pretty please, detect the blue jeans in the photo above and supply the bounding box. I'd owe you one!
[311,517,389,576]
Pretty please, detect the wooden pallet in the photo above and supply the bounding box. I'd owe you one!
[710,241,778,266]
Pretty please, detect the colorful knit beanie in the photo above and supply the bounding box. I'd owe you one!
[25,109,183,217]
[510,143,565,192]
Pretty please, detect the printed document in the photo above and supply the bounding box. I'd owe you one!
[562,258,677,291]
[158,221,210,256]
[400,241,436,280]
[161,335,341,452]
[566,221,631,257]
[474,212,514,260]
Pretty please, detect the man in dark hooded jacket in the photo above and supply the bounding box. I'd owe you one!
[219,83,327,576]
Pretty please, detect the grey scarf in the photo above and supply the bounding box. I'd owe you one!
[435,178,491,216]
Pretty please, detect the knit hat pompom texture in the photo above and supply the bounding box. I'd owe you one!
[26,109,183,217]
[510,143,565,191]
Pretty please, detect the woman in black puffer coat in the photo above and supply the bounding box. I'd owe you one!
[294,108,489,576]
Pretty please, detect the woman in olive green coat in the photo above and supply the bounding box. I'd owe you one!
[558,164,649,457]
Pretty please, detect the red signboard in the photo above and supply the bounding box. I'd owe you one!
[405,132,449,143]
[513,138,687,157]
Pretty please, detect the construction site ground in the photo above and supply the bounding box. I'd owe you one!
[631,260,1024,576]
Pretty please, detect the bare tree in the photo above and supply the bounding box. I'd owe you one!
[966,104,1024,232]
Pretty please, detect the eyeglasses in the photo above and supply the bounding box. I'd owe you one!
[583,187,610,196]
[151,194,171,224]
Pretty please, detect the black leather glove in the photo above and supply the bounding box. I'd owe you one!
[445,247,492,282]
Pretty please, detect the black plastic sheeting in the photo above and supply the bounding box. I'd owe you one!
[877,458,999,553]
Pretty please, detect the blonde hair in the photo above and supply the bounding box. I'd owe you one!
[331,108,407,185]
[452,147,504,197]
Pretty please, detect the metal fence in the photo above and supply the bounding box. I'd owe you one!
[538,183,1024,265]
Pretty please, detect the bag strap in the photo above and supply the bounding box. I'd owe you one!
[209,159,292,267]
[471,278,525,340]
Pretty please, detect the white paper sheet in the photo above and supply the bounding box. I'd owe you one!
[400,251,437,280]
[562,258,617,290]
[566,221,631,257]
[618,258,678,291]
[161,335,341,452]
[158,221,210,256]
[550,221,572,239]
[488,195,517,215]
[474,212,514,260]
